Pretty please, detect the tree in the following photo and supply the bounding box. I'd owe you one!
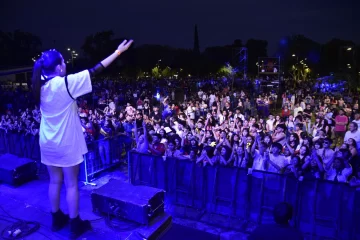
[161,67,173,78]
[289,64,311,88]
[151,66,161,79]
[0,30,42,67]
[81,30,117,63]
[136,68,145,79]
[277,35,321,74]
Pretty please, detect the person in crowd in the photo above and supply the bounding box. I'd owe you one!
[334,109,348,146]
[324,149,352,182]
[344,122,360,150]
[134,120,149,154]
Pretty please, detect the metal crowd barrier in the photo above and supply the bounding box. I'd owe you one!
[0,130,131,185]
[79,135,131,185]
[128,151,360,239]
[0,130,41,160]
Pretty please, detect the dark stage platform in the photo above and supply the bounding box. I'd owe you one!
[0,163,246,240]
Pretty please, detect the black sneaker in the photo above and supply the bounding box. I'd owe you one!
[70,215,92,239]
[51,209,69,232]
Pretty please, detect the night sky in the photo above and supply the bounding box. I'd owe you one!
[1,0,357,55]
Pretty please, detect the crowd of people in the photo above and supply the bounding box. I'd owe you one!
[1,78,360,189]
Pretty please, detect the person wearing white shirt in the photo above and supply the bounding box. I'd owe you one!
[264,143,286,173]
[209,93,216,108]
[266,115,276,133]
[316,138,334,167]
[300,100,306,110]
[291,95,295,106]
[344,122,360,150]
[352,113,360,130]
[325,155,352,183]
[250,138,267,178]
[31,40,133,237]
[293,104,303,118]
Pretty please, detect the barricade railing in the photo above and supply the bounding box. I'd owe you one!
[0,130,131,185]
[79,135,131,185]
[128,151,360,239]
[0,130,41,160]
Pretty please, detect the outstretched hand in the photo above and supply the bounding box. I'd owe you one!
[117,39,134,53]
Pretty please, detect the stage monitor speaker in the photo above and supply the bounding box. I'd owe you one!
[91,179,165,225]
[0,154,37,186]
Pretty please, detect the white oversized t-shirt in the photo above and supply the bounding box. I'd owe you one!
[40,70,92,167]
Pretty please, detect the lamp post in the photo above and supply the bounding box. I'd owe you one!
[292,54,299,63]
[67,48,78,67]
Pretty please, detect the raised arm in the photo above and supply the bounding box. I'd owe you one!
[142,121,149,146]
[134,120,139,142]
[89,40,133,76]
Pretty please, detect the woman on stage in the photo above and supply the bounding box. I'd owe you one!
[31,40,133,238]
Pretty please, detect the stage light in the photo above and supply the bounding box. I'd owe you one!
[67,48,70,51]
[347,47,352,51]
[292,54,296,57]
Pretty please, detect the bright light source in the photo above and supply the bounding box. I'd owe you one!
[347,63,351,65]
[188,74,191,77]
[347,47,352,51]
[292,54,296,57]
[72,51,75,53]
[67,48,70,51]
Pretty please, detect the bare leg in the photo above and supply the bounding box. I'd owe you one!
[63,164,80,218]
[47,166,63,213]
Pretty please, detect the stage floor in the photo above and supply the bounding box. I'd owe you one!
[0,164,247,240]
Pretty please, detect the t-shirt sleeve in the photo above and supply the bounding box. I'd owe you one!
[66,70,92,99]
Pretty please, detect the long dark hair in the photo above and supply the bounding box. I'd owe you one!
[31,50,62,105]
